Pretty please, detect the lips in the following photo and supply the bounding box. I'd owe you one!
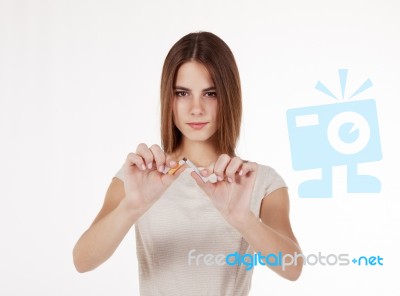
[187,122,208,129]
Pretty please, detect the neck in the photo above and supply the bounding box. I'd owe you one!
[173,137,218,168]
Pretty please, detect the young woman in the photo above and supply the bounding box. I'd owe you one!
[73,31,302,295]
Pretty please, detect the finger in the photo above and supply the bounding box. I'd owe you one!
[225,156,243,183]
[239,162,258,176]
[149,144,166,173]
[136,143,154,169]
[164,158,185,175]
[191,171,205,186]
[126,152,146,171]
[213,154,231,181]
[190,171,214,195]
[201,169,210,177]
[172,161,188,176]
[165,154,178,169]
[160,163,186,185]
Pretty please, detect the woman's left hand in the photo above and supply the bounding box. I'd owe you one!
[191,155,258,228]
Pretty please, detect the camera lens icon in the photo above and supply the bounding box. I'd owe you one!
[327,111,370,155]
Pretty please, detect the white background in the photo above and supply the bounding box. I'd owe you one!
[1,0,399,295]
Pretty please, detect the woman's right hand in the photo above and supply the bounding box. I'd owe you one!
[122,143,181,210]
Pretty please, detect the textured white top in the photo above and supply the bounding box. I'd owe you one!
[114,163,287,296]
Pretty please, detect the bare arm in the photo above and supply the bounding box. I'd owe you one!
[192,157,302,281]
[72,177,149,273]
[73,144,181,273]
[238,187,303,281]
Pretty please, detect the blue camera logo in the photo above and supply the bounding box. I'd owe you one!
[286,69,382,198]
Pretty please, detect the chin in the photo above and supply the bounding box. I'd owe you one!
[182,130,216,143]
[186,134,214,142]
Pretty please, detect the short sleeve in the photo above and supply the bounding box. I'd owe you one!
[113,163,125,182]
[250,164,288,217]
[264,166,287,196]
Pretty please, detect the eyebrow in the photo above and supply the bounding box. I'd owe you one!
[174,86,216,92]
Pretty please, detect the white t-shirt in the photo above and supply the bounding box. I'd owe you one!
[114,163,287,296]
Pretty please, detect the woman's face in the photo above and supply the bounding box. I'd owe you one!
[173,61,218,144]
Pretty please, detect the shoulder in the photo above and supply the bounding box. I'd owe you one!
[254,163,288,196]
[248,162,288,216]
[113,162,125,182]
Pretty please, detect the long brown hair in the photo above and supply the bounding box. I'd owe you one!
[160,31,242,156]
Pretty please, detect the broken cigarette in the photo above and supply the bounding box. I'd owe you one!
[162,158,186,175]
[162,157,218,183]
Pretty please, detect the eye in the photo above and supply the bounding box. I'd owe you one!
[175,91,189,97]
[204,91,217,98]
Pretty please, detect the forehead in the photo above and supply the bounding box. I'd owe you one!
[175,61,214,88]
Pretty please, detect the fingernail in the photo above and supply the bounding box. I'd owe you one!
[170,160,177,167]
[218,176,223,181]
[239,170,243,176]
[141,164,146,170]
[147,163,152,169]
[228,177,233,183]
[158,165,164,173]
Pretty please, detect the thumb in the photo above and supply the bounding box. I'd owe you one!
[190,171,215,196]
[191,171,205,186]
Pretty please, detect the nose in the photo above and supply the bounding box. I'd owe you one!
[190,94,204,115]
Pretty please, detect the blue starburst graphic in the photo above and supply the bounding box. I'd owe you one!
[315,69,373,100]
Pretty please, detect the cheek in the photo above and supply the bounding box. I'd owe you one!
[172,100,184,124]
